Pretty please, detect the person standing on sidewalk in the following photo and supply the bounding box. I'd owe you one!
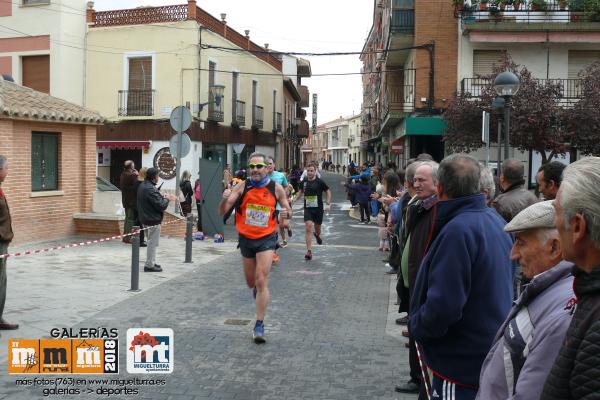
[179,170,193,216]
[137,168,176,273]
[219,152,292,344]
[0,155,18,330]
[296,163,332,261]
[541,157,600,400]
[395,160,439,395]
[477,201,574,400]
[120,160,138,243]
[410,154,513,400]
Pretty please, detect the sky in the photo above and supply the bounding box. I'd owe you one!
[94,0,374,125]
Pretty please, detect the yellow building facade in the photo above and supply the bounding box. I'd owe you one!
[86,2,290,190]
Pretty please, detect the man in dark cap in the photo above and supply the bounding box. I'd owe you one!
[137,168,176,272]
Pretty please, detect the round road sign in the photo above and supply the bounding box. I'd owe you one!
[169,133,191,158]
[170,106,192,132]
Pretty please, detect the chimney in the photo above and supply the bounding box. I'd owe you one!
[245,30,250,50]
[264,43,269,51]
[221,13,227,37]
[86,1,95,25]
[187,0,197,20]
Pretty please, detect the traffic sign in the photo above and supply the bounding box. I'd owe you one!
[170,106,192,133]
[169,133,191,158]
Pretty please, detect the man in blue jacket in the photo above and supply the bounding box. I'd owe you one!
[409,154,513,400]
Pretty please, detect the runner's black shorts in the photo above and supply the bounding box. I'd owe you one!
[238,232,278,258]
[304,208,324,225]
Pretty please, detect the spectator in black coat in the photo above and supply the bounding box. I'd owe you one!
[137,168,176,272]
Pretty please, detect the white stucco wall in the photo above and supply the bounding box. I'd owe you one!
[1,0,86,105]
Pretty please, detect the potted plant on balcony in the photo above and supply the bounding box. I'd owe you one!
[513,0,522,10]
[489,0,503,18]
[452,0,466,11]
[530,0,547,11]
[559,0,568,9]
[480,0,490,10]
[569,0,585,20]
[583,0,600,21]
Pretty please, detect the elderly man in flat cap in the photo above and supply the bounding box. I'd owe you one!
[476,201,574,400]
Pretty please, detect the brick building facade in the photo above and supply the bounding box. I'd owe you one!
[0,78,102,244]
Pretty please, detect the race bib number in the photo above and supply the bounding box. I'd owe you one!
[305,195,319,208]
[245,204,270,227]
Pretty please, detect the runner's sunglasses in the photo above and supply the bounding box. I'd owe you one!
[248,163,267,169]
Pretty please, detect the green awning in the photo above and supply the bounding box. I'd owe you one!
[405,117,446,136]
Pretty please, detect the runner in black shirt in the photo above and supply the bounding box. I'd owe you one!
[297,163,332,260]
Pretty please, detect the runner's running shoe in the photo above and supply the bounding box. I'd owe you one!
[279,240,288,248]
[253,320,266,344]
[272,253,280,264]
[304,250,312,260]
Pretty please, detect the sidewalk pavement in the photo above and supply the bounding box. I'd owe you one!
[0,233,237,365]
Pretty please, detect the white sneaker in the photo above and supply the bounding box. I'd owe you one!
[385,263,391,268]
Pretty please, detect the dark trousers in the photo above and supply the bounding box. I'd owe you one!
[123,207,135,241]
[396,277,409,314]
[359,202,370,222]
[0,241,8,319]
[133,209,145,244]
[196,202,203,231]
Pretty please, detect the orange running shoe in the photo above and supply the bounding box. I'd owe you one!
[272,252,280,264]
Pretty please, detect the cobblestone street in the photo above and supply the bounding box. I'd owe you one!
[1,172,416,399]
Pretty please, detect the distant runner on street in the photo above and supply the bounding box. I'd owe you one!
[219,152,292,344]
[296,162,331,260]
[266,156,293,262]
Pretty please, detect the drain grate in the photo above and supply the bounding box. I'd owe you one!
[224,319,251,326]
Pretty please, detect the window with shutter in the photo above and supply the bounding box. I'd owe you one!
[127,57,152,116]
[473,50,505,77]
[31,132,59,191]
[568,51,600,79]
[22,55,49,94]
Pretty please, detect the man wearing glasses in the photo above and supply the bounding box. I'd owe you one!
[219,152,292,344]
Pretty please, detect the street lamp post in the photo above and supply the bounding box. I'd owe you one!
[491,96,506,176]
[493,71,520,162]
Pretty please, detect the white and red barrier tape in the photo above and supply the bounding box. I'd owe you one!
[0,218,185,260]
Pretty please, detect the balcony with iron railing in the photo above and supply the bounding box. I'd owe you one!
[252,105,264,130]
[232,100,245,127]
[391,7,415,34]
[273,112,282,133]
[459,0,600,28]
[207,103,224,122]
[460,77,583,106]
[383,83,416,121]
[118,89,155,117]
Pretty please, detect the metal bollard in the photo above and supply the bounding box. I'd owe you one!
[130,226,141,292]
[185,214,193,263]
